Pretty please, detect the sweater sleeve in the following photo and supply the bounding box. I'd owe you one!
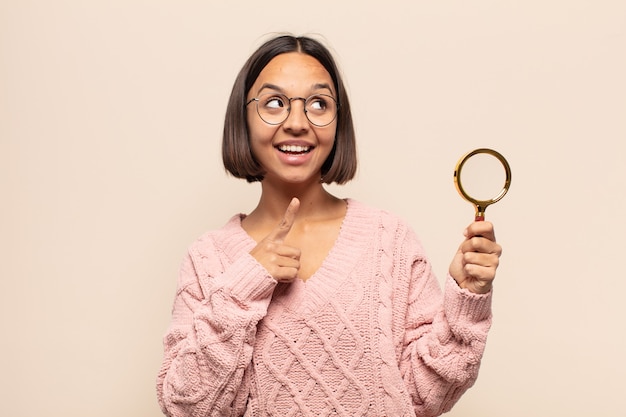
[396,228,493,417]
[156,240,277,417]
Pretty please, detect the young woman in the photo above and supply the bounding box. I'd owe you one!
[157,35,502,417]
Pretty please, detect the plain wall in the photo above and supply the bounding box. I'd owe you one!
[2,1,625,416]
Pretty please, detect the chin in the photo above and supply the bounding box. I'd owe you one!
[271,172,321,185]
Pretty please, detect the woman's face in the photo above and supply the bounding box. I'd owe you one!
[246,52,337,186]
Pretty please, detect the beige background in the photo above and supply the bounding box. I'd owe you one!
[2,1,625,416]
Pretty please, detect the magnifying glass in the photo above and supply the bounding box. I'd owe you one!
[454,148,512,221]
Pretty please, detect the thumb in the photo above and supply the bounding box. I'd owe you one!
[269,197,300,243]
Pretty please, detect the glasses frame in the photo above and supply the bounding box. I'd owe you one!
[245,93,339,127]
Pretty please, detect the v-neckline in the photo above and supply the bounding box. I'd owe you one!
[231,198,373,316]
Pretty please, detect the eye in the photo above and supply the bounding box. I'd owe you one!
[262,95,286,110]
[307,95,328,111]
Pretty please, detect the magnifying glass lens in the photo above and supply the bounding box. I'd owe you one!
[459,153,508,201]
[454,148,512,221]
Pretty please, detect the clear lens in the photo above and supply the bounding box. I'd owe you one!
[258,94,287,123]
[305,94,337,126]
[253,93,338,126]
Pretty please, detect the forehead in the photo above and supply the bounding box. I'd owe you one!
[252,52,334,93]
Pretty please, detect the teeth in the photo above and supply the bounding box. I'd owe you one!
[278,144,311,153]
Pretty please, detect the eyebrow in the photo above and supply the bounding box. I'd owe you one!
[257,83,284,94]
[256,83,335,96]
[312,83,335,95]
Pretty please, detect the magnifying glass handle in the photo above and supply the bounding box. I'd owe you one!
[475,205,486,222]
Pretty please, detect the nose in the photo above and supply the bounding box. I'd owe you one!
[282,97,309,132]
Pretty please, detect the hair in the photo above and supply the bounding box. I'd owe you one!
[222,34,357,184]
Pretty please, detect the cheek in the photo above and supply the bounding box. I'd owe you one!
[247,133,266,163]
[247,120,279,161]
[247,113,274,143]
[318,125,337,148]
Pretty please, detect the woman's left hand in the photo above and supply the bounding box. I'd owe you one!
[449,221,502,294]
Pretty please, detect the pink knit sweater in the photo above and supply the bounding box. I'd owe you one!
[157,199,492,417]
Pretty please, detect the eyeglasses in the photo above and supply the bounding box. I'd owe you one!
[246,93,338,127]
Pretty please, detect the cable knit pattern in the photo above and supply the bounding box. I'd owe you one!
[157,199,493,417]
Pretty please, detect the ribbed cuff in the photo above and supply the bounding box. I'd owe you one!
[444,274,492,324]
[213,254,277,306]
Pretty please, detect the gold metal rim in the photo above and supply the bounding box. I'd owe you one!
[454,148,512,217]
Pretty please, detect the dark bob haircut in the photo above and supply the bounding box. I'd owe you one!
[222,35,357,184]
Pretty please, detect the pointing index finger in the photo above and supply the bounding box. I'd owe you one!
[271,197,300,243]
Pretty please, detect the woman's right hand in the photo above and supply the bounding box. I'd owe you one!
[249,198,301,283]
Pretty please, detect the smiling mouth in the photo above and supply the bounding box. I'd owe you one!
[277,144,312,154]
